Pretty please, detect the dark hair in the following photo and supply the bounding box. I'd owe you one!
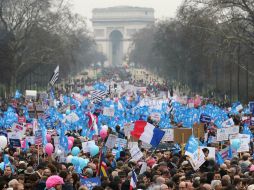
[92,186,104,190]
[59,170,68,180]
[202,148,209,154]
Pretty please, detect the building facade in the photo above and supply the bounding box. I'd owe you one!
[91,6,155,66]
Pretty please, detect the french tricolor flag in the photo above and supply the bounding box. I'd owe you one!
[131,120,165,147]
[130,170,137,190]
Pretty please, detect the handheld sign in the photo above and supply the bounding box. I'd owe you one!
[35,130,43,145]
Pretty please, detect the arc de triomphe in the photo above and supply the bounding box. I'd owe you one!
[91,6,155,66]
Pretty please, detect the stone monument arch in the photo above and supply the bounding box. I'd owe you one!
[91,6,155,66]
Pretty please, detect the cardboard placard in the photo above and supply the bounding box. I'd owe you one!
[200,114,211,123]
[18,116,26,124]
[124,123,134,138]
[185,148,206,171]
[130,146,143,161]
[35,130,42,145]
[162,129,174,142]
[25,90,37,99]
[128,142,138,149]
[103,107,115,117]
[105,134,117,149]
[174,128,192,144]
[82,141,95,153]
[193,123,205,139]
[12,123,26,136]
[115,138,127,148]
[9,139,21,148]
[216,128,228,141]
[230,134,250,153]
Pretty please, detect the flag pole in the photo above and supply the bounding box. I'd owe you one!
[97,139,106,177]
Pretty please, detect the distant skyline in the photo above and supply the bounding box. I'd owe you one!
[71,0,184,27]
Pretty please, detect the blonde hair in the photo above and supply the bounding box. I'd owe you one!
[78,186,89,190]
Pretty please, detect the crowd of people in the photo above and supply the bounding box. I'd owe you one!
[0,76,253,190]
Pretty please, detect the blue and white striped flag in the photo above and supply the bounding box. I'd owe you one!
[49,65,59,86]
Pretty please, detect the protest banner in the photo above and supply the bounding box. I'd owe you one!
[12,123,26,137]
[222,118,235,128]
[8,132,21,148]
[227,126,239,135]
[137,98,168,110]
[64,112,79,123]
[18,116,26,124]
[216,128,229,141]
[25,90,37,99]
[80,177,101,190]
[26,136,35,145]
[105,134,117,149]
[128,142,138,149]
[103,107,115,117]
[219,146,238,159]
[199,146,215,160]
[230,134,250,153]
[236,104,243,112]
[161,129,174,142]
[115,138,127,148]
[124,123,134,138]
[82,141,95,153]
[130,146,143,161]
[174,128,192,144]
[185,147,206,170]
[35,130,43,145]
[9,138,21,148]
[200,114,211,124]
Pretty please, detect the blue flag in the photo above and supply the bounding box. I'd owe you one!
[228,146,233,159]
[80,177,101,190]
[216,152,224,165]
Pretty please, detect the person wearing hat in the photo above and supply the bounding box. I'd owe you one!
[46,175,64,190]
[24,166,35,175]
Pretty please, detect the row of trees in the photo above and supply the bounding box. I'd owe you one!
[130,0,254,103]
[0,0,103,95]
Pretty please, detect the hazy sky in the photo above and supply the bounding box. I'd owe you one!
[71,0,184,27]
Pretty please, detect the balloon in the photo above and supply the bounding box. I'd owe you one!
[68,136,75,143]
[89,144,99,157]
[71,147,80,156]
[79,157,88,169]
[71,156,79,165]
[99,129,108,139]
[46,134,51,143]
[102,125,108,130]
[56,149,62,156]
[0,162,4,171]
[66,155,73,163]
[231,139,240,150]
[66,109,71,115]
[0,136,7,150]
[45,143,54,156]
[68,140,73,150]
